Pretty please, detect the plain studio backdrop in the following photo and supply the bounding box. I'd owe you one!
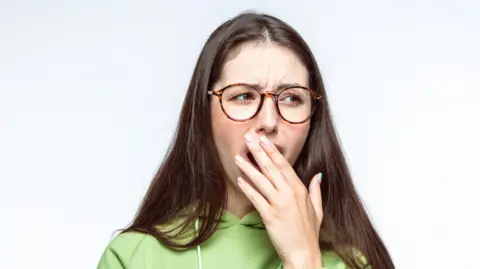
[1,1,479,268]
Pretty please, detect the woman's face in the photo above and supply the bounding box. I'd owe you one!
[210,42,311,195]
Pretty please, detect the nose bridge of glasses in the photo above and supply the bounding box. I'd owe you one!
[262,91,278,100]
[256,99,278,131]
[257,88,284,117]
[257,93,278,120]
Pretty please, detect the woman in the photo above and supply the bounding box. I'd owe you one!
[98,11,394,269]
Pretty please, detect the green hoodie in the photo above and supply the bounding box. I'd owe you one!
[97,210,349,269]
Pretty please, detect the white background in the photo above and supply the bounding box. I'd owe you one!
[1,1,479,268]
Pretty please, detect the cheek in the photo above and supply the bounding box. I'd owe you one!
[211,101,240,160]
[285,123,310,163]
[211,102,228,146]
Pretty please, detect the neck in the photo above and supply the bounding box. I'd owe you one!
[225,180,255,218]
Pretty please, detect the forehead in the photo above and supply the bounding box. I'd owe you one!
[217,42,309,88]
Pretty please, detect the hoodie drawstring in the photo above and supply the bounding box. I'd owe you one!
[194,219,283,269]
[195,219,203,269]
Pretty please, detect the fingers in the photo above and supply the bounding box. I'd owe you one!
[256,134,299,188]
[235,154,277,202]
[308,173,323,222]
[244,132,287,190]
[237,176,269,213]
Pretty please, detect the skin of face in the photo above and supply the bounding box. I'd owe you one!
[210,42,311,216]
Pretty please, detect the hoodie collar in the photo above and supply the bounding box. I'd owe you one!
[154,208,266,246]
[218,210,265,229]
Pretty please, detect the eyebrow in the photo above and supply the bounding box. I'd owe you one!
[241,82,307,91]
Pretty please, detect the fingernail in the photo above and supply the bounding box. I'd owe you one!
[317,173,323,184]
[235,154,244,163]
[244,132,253,143]
[260,135,270,146]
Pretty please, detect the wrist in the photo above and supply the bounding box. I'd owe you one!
[282,248,323,269]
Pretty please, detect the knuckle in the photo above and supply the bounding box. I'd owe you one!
[262,162,277,174]
[265,144,277,154]
[261,163,271,173]
[252,147,263,154]
[276,159,290,170]
[291,183,305,196]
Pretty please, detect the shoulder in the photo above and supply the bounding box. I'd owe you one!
[321,248,370,269]
[321,250,350,269]
[97,232,167,269]
[110,232,162,253]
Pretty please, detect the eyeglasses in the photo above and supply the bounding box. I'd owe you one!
[208,83,323,124]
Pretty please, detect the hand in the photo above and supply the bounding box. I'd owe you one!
[234,131,324,268]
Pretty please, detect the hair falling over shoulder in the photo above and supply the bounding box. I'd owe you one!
[123,11,395,269]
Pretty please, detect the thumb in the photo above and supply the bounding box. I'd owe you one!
[308,172,323,221]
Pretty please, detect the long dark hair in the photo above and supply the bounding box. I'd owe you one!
[124,11,394,269]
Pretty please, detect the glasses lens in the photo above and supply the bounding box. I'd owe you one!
[278,87,314,123]
[220,85,315,123]
[221,85,261,121]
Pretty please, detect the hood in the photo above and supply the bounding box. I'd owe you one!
[155,209,265,245]
[217,210,265,229]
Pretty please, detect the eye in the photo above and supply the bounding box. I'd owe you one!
[283,95,301,102]
[223,86,259,103]
[281,94,303,105]
[279,87,310,106]
[233,93,255,101]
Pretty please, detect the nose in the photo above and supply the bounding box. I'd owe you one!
[254,95,278,134]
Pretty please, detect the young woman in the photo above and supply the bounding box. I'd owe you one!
[98,12,394,269]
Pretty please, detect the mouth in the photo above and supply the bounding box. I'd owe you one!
[246,151,260,170]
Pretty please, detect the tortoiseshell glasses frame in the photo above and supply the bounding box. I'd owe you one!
[207,83,323,124]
